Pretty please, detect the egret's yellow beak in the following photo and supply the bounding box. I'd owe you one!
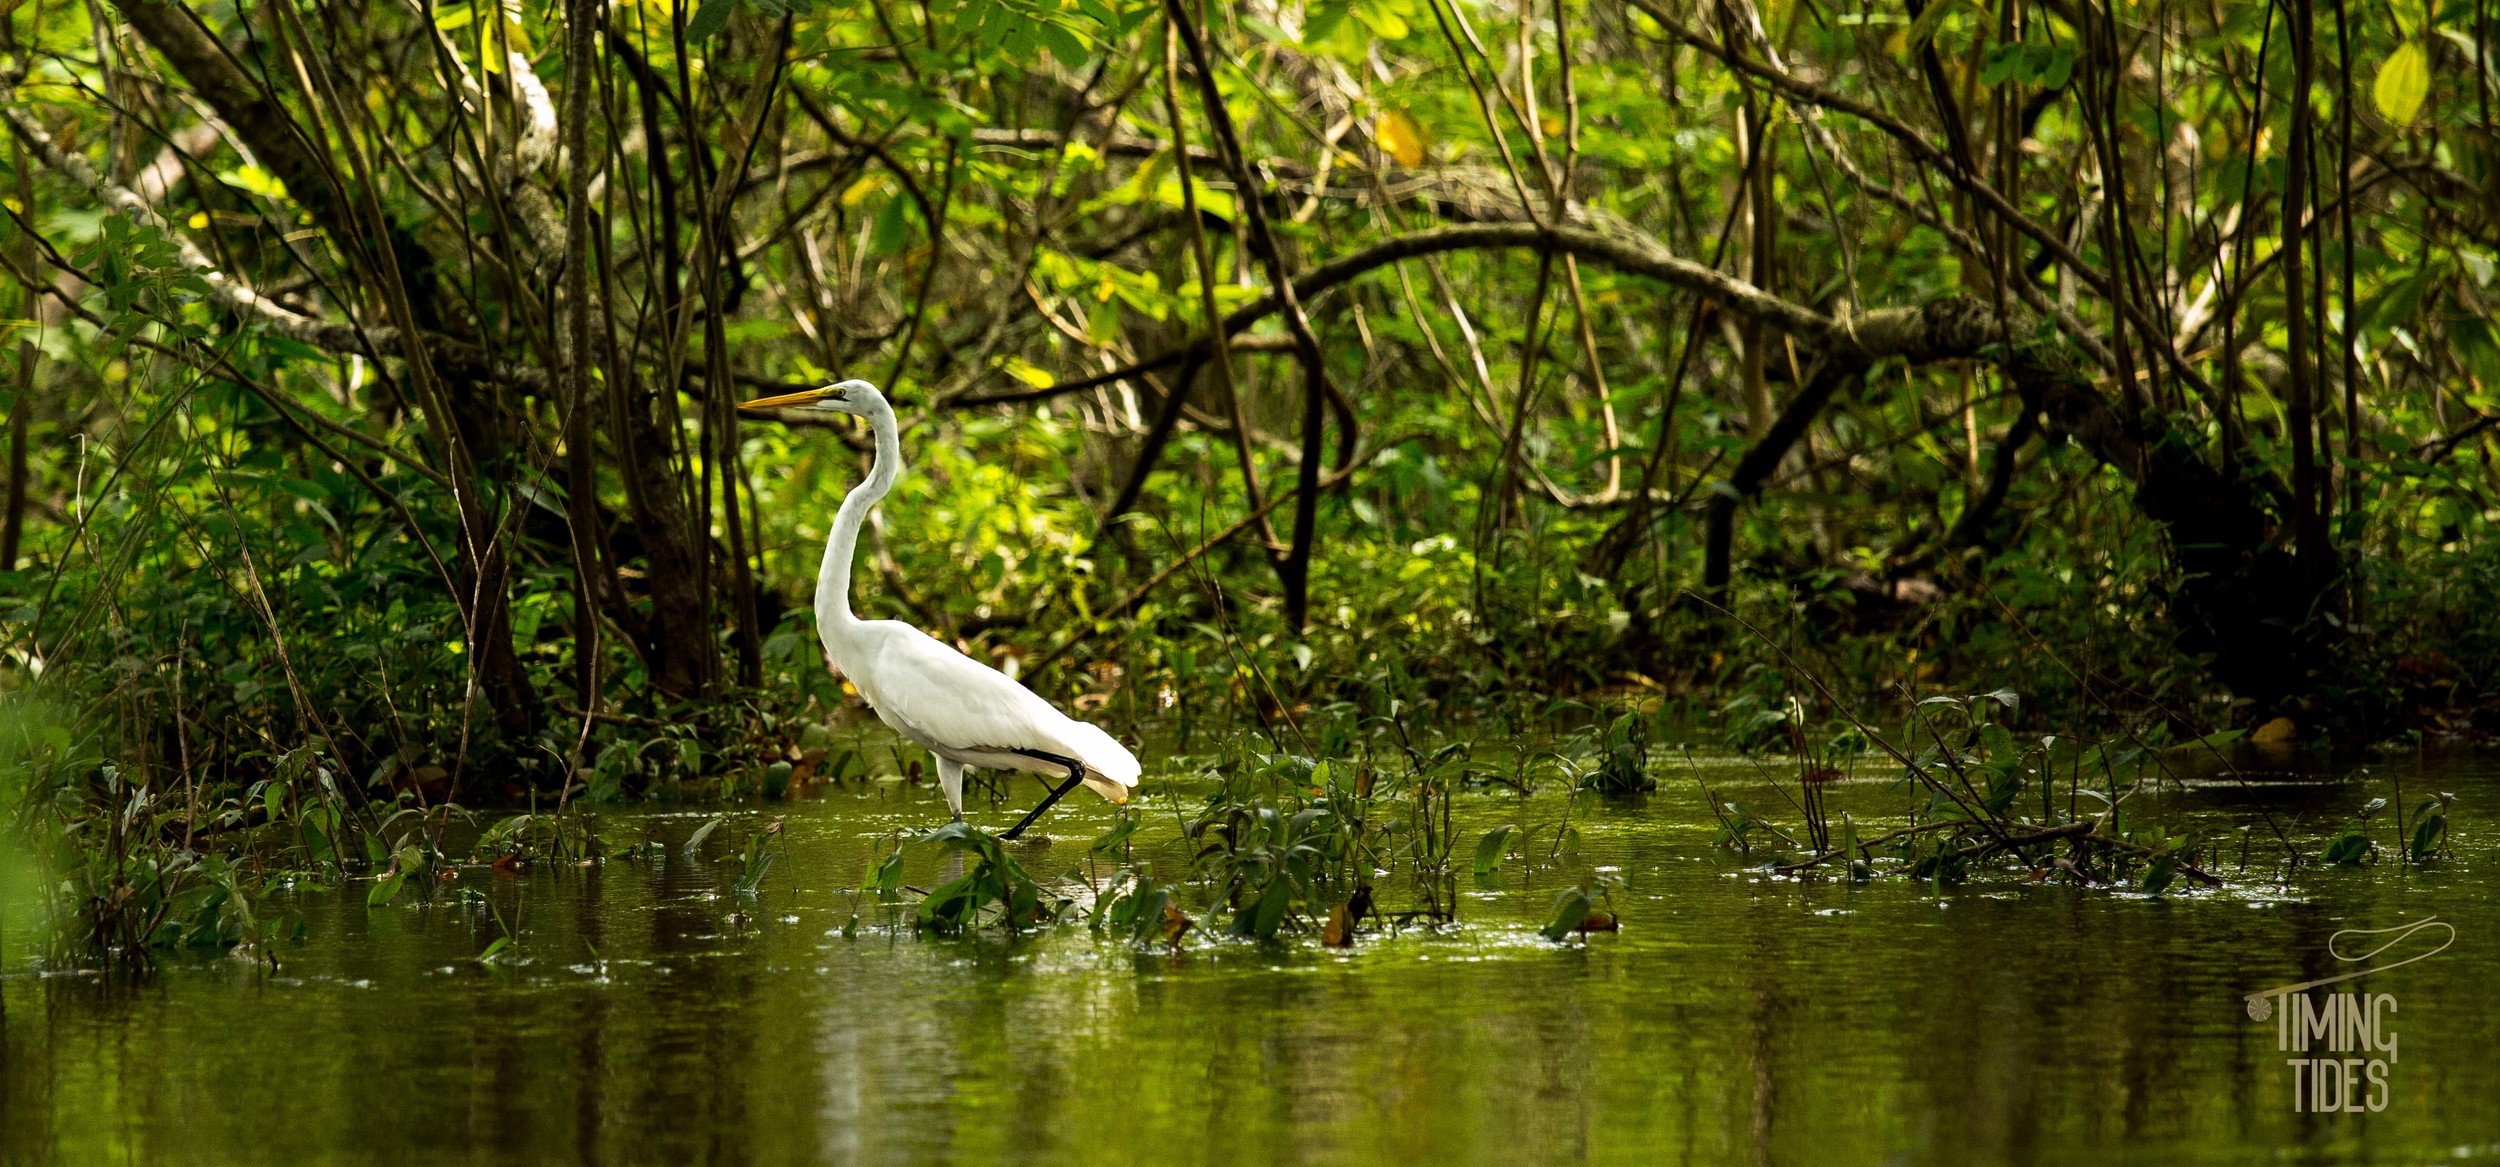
[738,386,829,416]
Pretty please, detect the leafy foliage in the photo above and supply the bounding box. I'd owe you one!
[0,0,2495,958]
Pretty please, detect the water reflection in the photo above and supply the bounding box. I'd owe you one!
[2,753,2494,1165]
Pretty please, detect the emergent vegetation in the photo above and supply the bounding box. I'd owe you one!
[0,0,2493,951]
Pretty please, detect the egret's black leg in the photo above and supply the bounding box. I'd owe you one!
[1002,761,1086,840]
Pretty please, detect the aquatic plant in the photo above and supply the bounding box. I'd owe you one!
[1086,869,1192,947]
[1572,708,1657,795]
[2404,793,2454,863]
[911,822,1063,935]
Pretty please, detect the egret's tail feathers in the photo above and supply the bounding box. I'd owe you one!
[1063,721,1141,803]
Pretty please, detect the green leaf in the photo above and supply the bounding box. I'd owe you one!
[1473,823,1516,875]
[2321,830,2373,865]
[2140,853,2177,894]
[1090,813,1141,854]
[1085,298,1120,346]
[1539,886,1592,941]
[1980,721,2016,760]
[2374,43,2430,126]
[260,336,329,367]
[1979,42,2076,87]
[1234,876,1293,939]
[682,814,725,858]
[1127,884,1172,942]
[2034,44,2075,89]
[872,846,904,896]
[1978,43,2027,87]
[915,874,978,926]
[686,0,735,40]
[2409,813,2445,860]
[1155,174,1235,223]
[366,872,406,907]
[871,194,912,256]
[1033,18,1088,64]
[477,936,510,962]
[1351,0,1408,39]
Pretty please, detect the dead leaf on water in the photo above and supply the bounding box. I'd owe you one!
[1322,902,1355,947]
[1159,902,1194,944]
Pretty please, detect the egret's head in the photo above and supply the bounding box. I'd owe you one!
[738,378,883,419]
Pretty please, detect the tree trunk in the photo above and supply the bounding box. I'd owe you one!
[1703,359,1857,597]
[117,0,542,736]
[1,358,25,574]
[562,0,601,710]
[2281,0,2331,589]
[1698,296,2327,705]
[617,365,719,697]
[1,141,30,574]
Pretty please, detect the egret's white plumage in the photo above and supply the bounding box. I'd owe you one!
[740,380,1140,824]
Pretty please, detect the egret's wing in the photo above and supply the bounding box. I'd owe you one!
[843,622,1139,795]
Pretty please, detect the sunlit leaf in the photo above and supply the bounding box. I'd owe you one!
[1378,111,1426,167]
[681,814,725,857]
[1351,0,1408,39]
[1473,823,1516,875]
[999,357,1055,388]
[1033,19,1087,65]
[2374,43,2430,126]
[1539,886,1592,941]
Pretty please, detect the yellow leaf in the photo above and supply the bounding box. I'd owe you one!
[1378,111,1425,167]
[217,165,290,201]
[2373,43,2430,126]
[187,211,209,229]
[840,175,881,208]
[999,357,1055,389]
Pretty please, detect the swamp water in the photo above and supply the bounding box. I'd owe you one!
[1,746,2495,1166]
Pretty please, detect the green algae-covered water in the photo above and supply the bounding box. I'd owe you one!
[2,748,2494,1166]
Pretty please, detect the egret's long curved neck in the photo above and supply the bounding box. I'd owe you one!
[817,401,900,635]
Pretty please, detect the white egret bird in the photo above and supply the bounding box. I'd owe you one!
[738,379,1140,838]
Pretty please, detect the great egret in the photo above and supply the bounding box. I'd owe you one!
[739,380,1140,838]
